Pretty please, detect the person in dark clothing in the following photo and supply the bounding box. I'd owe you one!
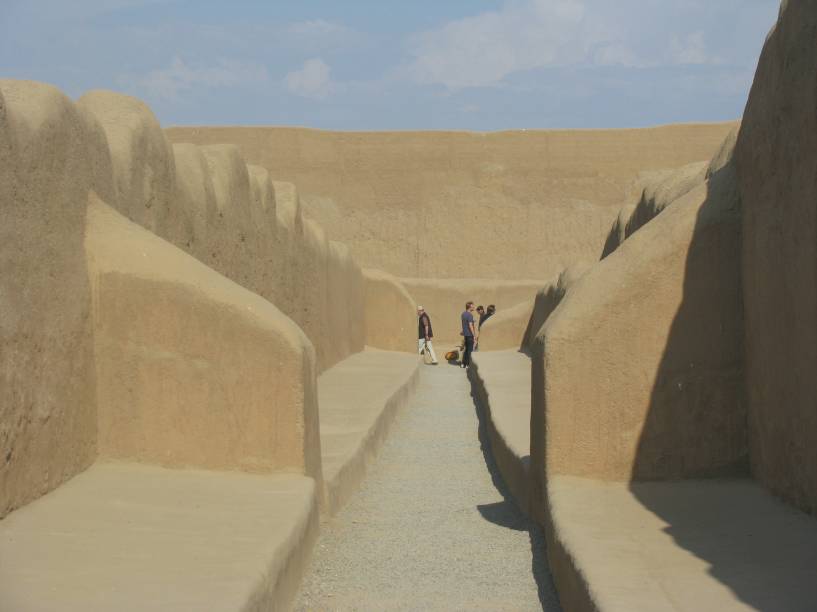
[460,301,476,368]
[475,306,486,351]
[417,306,438,365]
[480,304,496,328]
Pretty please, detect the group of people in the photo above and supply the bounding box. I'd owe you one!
[417,302,496,368]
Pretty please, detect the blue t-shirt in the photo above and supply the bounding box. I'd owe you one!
[461,311,475,337]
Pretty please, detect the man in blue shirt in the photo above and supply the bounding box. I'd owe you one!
[460,301,477,369]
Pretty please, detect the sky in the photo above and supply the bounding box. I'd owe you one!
[0,0,781,130]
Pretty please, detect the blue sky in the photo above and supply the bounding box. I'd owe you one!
[0,0,780,130]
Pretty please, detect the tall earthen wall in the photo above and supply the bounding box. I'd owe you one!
[525,130,746,525]
[736,0,817,516]
[0,81,112,518]
[166,124,737,281]
[0,81,414,518]
[86,196,322,478]
[80,91,410,372]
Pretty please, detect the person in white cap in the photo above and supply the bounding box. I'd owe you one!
[417,306,439,365]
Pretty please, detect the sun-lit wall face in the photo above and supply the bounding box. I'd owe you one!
[0,80,113,520]
[0,81,417,519]
[165,123,737,281]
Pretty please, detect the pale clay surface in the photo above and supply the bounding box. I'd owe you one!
[318,348,421,514]
[0,79,416,516]
[0,464,318,612]
[471,347,817,612]
[295,365,561,611]
[5,5,817,608]
[549,477,817,612]
[166,123,736,280]
[469,351,534,514]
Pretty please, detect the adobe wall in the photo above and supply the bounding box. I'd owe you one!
[530,151,746,515]
[86,196,321,478]
[0,81,413,518]
[363,269,418,352]
[0,81,113,518]
[736,0,817,515]
[473,300,535,351]
[601,162,707,258]
[165,123,737,280]
[476,265,590,352]
[602,127,740,260]
[79,91,384,371]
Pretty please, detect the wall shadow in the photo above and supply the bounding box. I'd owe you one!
[626,159,817,608]
[630,479,817,611]
[630,160,747,482]
[469,388,562,611]
[521,283,567,351]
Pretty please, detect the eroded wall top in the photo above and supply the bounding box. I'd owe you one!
[166,124,736,280]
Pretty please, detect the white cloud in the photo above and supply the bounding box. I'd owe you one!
[407,0,732,90]
[4,0,780,127]
[284,58,334,99]
[669,31,713,65]
[122,56,269,101]
[408,0,603,90]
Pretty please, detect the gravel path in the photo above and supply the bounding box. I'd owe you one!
[294,363,562,611]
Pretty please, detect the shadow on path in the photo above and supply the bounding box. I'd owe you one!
[469,385,561,611]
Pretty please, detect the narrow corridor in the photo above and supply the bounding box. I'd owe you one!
[294,364,560,611]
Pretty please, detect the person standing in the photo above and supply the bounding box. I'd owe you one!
[479,304,496,329]
[460,301,477,369]
[417,306,439,365]
[475,305,486,351]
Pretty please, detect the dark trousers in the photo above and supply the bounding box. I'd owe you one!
[463,336,475,367]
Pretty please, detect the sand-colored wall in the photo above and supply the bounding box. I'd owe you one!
[477,265,591,352]
[86,197,322,478]
[602,127,739,259]
[400,278,544,347]
[529,156,745,518]
[0,81,409,517]
[736,0,817,516]
[522,265,590,351]
[77,90,394,372]
[601,162,706,258]
[78,91,174,235]
[363,269,417,352]
[474,300,535,351]
[165,123,736,280]
[0,81,116,519]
